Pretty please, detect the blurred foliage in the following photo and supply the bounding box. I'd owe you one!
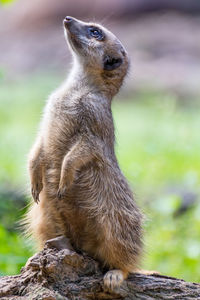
[0,0,15,5]
[0,74,200,281]
[0,224,33,276]
[0,187,27,231]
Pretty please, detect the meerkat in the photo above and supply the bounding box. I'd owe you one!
[26,16,143,291]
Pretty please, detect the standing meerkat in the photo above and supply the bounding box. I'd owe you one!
[26,16,143,290]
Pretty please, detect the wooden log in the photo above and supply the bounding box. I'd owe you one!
[0,238,200,300]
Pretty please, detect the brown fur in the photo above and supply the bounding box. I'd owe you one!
[25,17,143,289]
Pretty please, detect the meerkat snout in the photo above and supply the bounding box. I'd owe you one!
[64,16,73,23]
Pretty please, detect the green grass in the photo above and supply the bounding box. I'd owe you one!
[0,225,33,276]
[114,95,200,282]
[0,74,200,281]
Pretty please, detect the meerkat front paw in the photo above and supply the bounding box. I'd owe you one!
[57,171,75,199]
[103,269,127,292]
[57,181,72,199]
[57,185,68,199]
[31,181,43,203]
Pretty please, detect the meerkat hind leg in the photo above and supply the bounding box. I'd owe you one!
[103,269,128,291]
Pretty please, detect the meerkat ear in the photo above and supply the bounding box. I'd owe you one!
[103,56,123,71]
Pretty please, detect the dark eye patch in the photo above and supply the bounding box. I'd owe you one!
[87,26,104,41]
[103,56,123,71]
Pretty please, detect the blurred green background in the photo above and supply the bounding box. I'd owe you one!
[0,0,200,283]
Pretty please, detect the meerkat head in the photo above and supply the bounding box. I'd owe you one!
[63,16,129,95]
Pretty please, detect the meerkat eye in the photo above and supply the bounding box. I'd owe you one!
[88,27,104,40]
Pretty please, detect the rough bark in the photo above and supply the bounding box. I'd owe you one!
[0,238,200,300]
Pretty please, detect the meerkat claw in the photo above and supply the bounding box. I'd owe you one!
[57,190,62,199]
[57,187,66,199]
[31,187,40,203]
[31,181,43,203]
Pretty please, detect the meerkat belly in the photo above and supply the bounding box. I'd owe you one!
[42,156,134,254]
[62,164,131,235]
[72,162,131,206]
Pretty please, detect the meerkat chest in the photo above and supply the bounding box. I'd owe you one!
[43,95,114,154]
[81,98,115,141]
[46,100,81,136]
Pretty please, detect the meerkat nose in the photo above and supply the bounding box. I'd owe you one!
[63,16,75,28]
[64,16,73,23]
